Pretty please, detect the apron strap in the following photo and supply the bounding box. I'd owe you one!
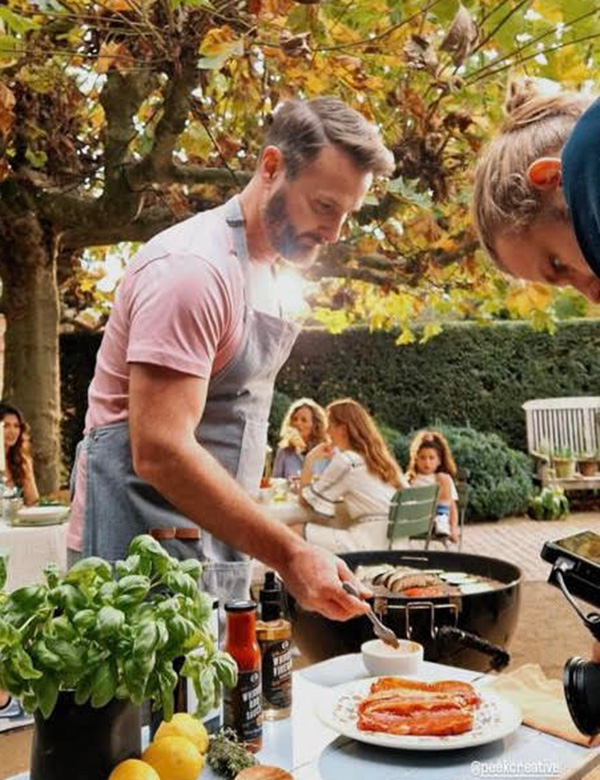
[225,195,285,321]
[225,196,251,293]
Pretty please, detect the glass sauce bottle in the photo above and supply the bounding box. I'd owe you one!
[223,600,262,752]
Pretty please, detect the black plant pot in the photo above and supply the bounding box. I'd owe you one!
[30,693,141,780]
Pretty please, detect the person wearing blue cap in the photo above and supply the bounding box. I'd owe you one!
[473,79,600,303]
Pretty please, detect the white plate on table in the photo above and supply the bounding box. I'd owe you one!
[317,676,521,751]
[13,506,70,526]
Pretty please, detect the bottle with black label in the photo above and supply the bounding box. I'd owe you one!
[223,600,262,752]
[256,571,292,721]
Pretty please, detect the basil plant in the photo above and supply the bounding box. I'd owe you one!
[0,535,237,719]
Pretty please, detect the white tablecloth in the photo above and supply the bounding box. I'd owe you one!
[0,520,68,591]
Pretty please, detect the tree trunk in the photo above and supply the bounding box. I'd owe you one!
[0,212,61,495]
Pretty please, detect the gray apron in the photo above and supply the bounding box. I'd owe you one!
[79,196,299,562]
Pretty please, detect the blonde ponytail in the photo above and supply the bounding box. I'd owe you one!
[473,79,592,260]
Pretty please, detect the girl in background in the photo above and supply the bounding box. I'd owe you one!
[292,398,407,553]
[0,403,38,506]
[407,430,458,544]
[272,397,328,479]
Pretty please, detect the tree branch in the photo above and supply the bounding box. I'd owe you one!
[99,69,159,201]
[128,50,200,188]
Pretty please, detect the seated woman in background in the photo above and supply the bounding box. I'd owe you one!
[407,430,459,543]
[291,398,408,553]
[0,403,39,506]
[272,397,328,479]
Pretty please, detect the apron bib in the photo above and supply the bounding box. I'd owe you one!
[79,196,299,562]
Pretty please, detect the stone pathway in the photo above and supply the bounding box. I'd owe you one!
[457,511,600,582]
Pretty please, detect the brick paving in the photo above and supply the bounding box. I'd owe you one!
[458,511,600,582]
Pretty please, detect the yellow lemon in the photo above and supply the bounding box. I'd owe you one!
[142,735,204,780]
[154,713,209,754]
[108,759,161,780]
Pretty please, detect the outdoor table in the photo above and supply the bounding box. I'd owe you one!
[260,495,314,525]
[0,519,68,591]
[6,654,600,780]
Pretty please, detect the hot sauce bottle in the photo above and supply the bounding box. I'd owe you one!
[223,600,263,752]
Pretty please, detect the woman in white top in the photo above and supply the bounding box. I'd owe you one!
[290,399,408,553]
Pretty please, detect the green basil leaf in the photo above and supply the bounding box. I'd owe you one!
[212,651,238,690]
[0,551,7,591]
[95,606,126,639]
[43,563,60,589]
[134,621,159,656]
[33,673,59,719]
[45,638,85,671]
[48,584,86,614]
[179,558,202,581]
[72,609,97,633]
[32,640,63,671]
[8,586,47,614]
[74,670,95,706]
[50,615,77,641]
[90,661,117,708]
[66,557,112,584]
[12,648,42,680]
[165,571,198,599]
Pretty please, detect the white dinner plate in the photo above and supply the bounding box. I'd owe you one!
[317,676,522,751]
[14,506,70,526]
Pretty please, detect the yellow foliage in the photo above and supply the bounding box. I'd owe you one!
[505,282,552,318]
[95,42,133,75]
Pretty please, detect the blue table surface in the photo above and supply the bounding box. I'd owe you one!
[7,654,600,780]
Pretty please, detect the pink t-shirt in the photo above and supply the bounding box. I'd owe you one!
[68,200,264,551]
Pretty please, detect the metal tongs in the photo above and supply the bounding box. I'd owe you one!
[342,582,400,649]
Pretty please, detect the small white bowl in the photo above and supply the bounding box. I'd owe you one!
[361,638,424,677]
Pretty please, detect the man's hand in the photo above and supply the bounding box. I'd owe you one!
[279,543,373,621]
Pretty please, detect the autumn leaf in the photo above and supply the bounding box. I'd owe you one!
[440,3,478,66]
[0,81,15,136]
[96,41,134,75]
[403,35,438,74]
[505,282,553,318]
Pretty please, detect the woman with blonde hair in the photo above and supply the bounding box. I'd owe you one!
[272,397,328,479]
[472,79,600,302]
[407,430,458,543]
[291,398,408,553]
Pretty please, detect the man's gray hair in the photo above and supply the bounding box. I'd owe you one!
[263,97,395,178]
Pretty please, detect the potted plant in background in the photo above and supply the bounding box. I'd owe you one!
[552,447,577,480]
[0,535,236,780]
[528,486,570,521]
[577,451,599,477]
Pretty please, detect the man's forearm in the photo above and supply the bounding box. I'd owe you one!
[136,432,307,570]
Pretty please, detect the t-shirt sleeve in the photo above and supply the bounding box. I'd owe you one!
[126,254,232,378]
[301,453,354,517]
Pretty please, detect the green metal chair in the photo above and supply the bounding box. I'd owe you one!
[387,484,440,550]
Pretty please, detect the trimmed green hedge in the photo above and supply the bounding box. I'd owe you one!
[60,320,600,474]
[275,320,600,452]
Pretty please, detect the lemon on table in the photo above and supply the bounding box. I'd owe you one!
[108,758,161,780]
[142,735,205,780]
[154,712,210,754]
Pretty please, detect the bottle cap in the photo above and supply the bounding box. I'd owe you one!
[224,600,257,613]
[260,571,283,621]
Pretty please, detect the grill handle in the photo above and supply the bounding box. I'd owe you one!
[435,626,510,671]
